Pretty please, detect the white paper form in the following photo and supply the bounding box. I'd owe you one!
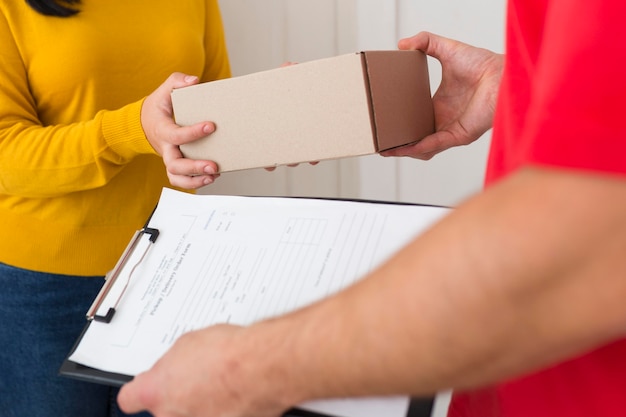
[70,188,449,417]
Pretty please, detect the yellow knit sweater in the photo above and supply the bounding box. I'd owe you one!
[0,0,230,275]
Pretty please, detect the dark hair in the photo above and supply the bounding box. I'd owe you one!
[25,0,80,17]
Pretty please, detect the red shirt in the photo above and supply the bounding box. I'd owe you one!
[486,0,626,182]
[450,0,626,415]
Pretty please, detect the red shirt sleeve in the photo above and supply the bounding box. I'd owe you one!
[486,0,626,184]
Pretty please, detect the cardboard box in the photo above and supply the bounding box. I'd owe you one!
[172,50,434,172]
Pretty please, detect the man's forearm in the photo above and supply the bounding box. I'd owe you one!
[251,166,626,405]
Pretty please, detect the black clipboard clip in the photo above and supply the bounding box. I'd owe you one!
[86,227,160,323]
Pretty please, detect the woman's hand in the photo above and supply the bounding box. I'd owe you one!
[141,72,220,189]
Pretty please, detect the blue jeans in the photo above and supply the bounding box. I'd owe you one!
[0,262,151,417]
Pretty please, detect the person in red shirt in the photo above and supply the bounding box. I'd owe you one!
[117,1,626,416]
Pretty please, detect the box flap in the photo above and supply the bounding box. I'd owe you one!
[362,51,434,151]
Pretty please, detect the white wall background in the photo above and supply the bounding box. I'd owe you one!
[211,1,506,414]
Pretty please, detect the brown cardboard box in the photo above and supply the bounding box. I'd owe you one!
[173,50,434,172]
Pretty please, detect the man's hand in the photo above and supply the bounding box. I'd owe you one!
[117,324,291,417]
[382,31,503,160]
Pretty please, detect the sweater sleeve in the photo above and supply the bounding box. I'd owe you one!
[0,11,157,199]
[200,0,232,83]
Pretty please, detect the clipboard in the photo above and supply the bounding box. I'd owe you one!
[60,190,446,417]
[86,227,160,324]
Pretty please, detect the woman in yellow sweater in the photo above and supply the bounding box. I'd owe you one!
[0,0,230,415]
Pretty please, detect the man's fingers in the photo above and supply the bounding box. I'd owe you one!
[117,376,151,415]
[380,131,451,160]
[398,31,432,52]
